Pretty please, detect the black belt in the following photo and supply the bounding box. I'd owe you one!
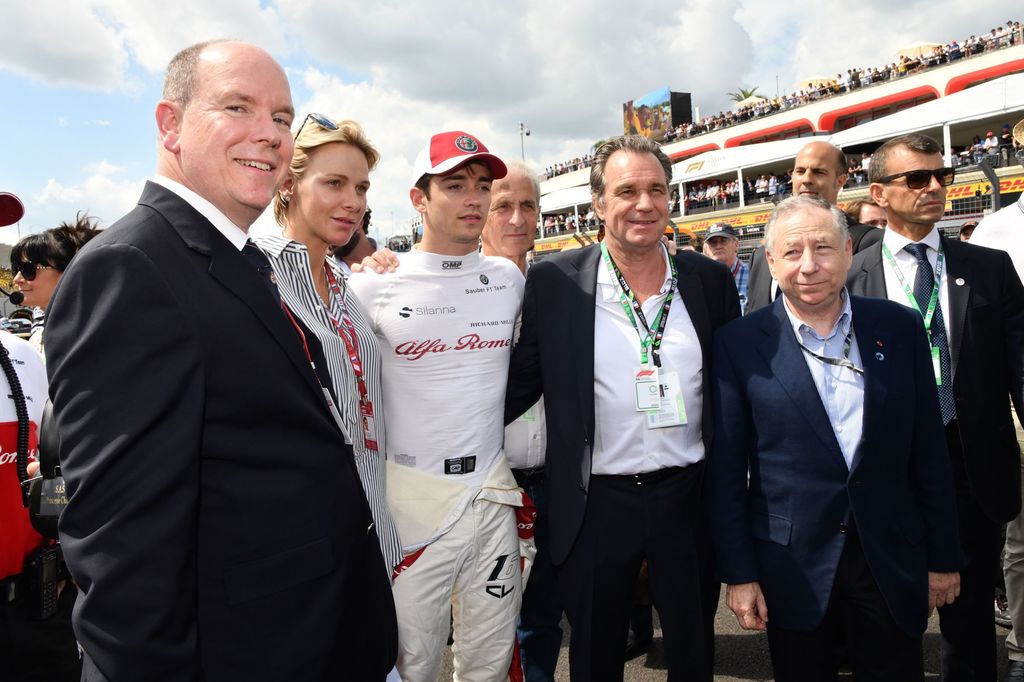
[512,468,545,485]
[600,464,695,486]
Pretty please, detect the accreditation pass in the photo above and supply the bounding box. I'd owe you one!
[634,367,687,428]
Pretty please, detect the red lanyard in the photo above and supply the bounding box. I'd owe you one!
[323,265,370,406]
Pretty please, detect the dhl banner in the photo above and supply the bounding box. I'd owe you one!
[945,175,1024,199]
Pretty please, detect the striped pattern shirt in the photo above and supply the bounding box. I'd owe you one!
[254,234,403,572]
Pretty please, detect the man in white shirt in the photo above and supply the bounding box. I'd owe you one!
[480,161,563,680]
[971,124,1024,680]
[506,134,741,680]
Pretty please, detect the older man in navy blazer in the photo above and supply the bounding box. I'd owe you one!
[709,195,963,681]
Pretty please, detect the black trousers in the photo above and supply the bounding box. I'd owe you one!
[0,579,81,682]
[766,523,924,682]
[555,463,717,682]
[939,421,1002,682]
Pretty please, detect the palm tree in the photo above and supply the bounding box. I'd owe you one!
[727,86,760,103]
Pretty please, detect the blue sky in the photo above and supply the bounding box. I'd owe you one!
[0,0,1017,244]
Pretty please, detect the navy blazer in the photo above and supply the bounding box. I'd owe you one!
[709,295,963,636]
[47,183,397,681]
[847,235,1024,523]
[505,244,741,565]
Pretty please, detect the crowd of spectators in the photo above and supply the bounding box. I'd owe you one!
[544,154,593,179]
[544,19,1022,180]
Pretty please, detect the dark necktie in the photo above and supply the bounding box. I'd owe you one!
[241,240,281,302]
[904,242,956,424]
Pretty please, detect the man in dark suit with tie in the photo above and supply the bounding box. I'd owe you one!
[747,141,883,313]
[710,194,963,681]
[45,40,397,681]
[847,132,1024,681]
[506,134,740,681]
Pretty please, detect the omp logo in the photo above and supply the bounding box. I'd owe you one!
[442,261,462,270]
[399,306,412,318]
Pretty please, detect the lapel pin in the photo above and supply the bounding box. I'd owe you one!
[955,277,965,286]
[875,352,885,361]
[875,340,883,348]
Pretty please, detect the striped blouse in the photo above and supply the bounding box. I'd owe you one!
[254,234,403,573]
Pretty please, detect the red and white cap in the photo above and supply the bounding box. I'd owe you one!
[0,192,25,228]
[411,131,507,185]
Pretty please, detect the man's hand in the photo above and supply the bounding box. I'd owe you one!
[351,248,399,274]
[726,581,768,631]
[928,571,961,612]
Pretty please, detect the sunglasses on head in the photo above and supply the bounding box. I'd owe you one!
[294,112,338,141]
[876,167,956,189]
[12,261,54,281]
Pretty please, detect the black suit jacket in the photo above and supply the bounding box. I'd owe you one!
[847,235,1024,523]
[747,220,882,314]
[46,183,397,681]
[505,245,741,565]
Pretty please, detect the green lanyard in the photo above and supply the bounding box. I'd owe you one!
[881,242,944,339]
[600,241,677,367]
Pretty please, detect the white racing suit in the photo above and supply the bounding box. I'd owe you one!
[348,249,534,681]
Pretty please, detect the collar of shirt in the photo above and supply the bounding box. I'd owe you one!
[596,243,673,303]
[782,287,853,344]
[152,175,249,251]
[882,223,941,257]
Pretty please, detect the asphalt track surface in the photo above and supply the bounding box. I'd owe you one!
[440,589,1012,680]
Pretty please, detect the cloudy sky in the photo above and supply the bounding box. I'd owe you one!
[0,0,1017,243]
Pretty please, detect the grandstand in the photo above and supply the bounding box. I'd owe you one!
[536,36,1024,261]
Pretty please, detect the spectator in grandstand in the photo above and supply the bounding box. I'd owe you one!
[849,132,1024,682]
[506,134,740,681]
[842,198,888,229]
[747,141,882,313]
[971,126,1024,681]
[348,130,530,681]
[479,161,563,682]
[254,116,403,584]
[45,40,397,681]
[984,130,1001,160]
[704,223,749,313]
[10,213,100,358]
[958,220,978,242]
[710,194,962,681]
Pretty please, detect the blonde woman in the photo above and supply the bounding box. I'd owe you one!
[255,115,401,573]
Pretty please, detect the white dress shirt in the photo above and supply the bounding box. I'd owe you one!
[782,290,865,468]
[152,175,248,250]
[881,227,952,341]
[592,246,704,475]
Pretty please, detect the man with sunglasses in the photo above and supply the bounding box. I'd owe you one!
[848,132,1024,682]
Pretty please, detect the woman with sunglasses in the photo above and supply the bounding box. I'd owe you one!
[254,115,402,574]
[10,213,100,357]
